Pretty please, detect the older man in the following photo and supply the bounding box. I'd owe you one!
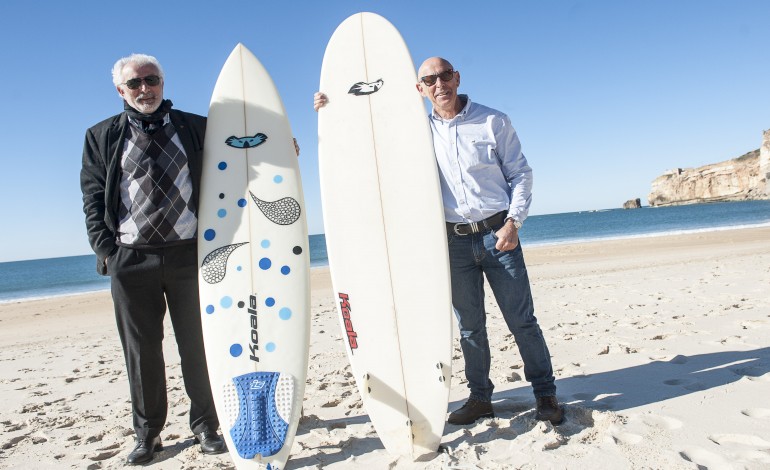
[314,56,563,426]
[80,53,225,465]
[415,57,562,426]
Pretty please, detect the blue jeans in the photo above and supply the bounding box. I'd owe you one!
[447,225,556,402]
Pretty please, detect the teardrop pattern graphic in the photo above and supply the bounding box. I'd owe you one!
[201,242,249,284]
[249,192,301,225]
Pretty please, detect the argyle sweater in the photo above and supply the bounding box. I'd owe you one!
[116,117,197,246]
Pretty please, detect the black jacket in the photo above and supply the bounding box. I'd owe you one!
[80,110,206,274]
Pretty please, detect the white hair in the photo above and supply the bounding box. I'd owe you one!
[111,53,165,87]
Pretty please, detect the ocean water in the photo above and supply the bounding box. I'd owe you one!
[1,200,768,303]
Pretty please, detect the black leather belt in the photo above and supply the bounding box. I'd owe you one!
[447,212,507,236]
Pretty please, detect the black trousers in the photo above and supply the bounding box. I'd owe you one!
[109,242,218,439]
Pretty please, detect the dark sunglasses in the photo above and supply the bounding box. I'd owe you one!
[122,75,161,90]
[420,69,455,86]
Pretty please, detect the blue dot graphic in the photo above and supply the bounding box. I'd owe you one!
[236,266,242,271]
[259,258,272,270]
[265,343,276,352]
[281,266,291,275]
[238,198,247,208]
[218,161,227,170]
[217,209,227,218]
[205,305,215,314]
[230,344,243,357]
[265,297,275,307]
[220,296,233,308]
[279,308,292,320]
[261,239,271,248]
[204,229,216,241]
[273,175,283,183]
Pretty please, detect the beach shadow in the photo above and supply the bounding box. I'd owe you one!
[286,435,384,469]
[291,374,445,467]
[142,437,202,466]
[297,412,371,433]
[490,347,770,412]
[435,348,770,453]
[287,348,770,466]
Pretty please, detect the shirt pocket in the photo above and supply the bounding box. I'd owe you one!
[467,135,497,163]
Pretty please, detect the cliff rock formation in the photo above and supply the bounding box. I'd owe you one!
[623,198,641,209]
[648,130,770,207]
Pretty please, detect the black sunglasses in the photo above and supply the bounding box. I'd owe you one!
[122,75,161,90]
[420,69,455,86]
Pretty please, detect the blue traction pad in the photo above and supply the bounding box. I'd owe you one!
[224,372,294,459]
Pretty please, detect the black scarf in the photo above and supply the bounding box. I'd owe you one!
[124,99,173,133]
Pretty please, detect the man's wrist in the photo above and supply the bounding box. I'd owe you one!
[505,216,523,229]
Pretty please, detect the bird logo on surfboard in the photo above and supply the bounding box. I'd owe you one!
[225,133,268,148]
[348,79,383,96]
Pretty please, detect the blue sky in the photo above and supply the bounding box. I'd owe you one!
[0,1,768,262]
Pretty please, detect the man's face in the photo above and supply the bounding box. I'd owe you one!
[416,58,460,114]
[117,63,164,114]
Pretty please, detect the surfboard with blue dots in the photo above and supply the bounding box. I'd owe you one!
[197,43,310,469]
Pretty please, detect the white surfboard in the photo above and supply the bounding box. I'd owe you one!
[318,12,453,459]
[198,43,309,470]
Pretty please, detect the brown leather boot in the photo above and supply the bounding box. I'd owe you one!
[447,398,495,425]
[536,395,564,425]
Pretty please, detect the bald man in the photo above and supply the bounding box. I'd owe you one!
[314,57,563,426]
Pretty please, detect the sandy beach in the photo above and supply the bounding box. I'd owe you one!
[1,226,769,469]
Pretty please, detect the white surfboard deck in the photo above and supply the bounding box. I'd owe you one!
[318,12,453,459]
[198,43,310,470]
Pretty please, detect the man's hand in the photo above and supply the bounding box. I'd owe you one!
[494,219,519,252]
[314,92,328,111]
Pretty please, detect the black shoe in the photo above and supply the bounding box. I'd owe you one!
[194,430,227,455]
[536,395,564,425]
[126,436,162,465]
[447,398,494,425]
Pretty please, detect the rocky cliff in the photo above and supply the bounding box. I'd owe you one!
[648,130,770,207]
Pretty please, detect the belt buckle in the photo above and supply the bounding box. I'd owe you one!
[453,224,466,236]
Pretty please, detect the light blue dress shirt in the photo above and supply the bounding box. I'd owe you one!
[428,95,533,224]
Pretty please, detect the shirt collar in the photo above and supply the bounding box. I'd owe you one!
[430,95,472,122]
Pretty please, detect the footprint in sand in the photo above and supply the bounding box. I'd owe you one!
[740,320,765,329]
[4,421,26,432]
[89,449,121,461]
[322,399,342,408]
[719,335,745,345]
[641,414,683,430]
[609,427,643,445]
[730,366,770,382]
[85,431,105,444]
[741,408,770,419]
[662,378,706,391]
[709,433,770,448]
[679,446,733,469]
[2,434,27,450]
